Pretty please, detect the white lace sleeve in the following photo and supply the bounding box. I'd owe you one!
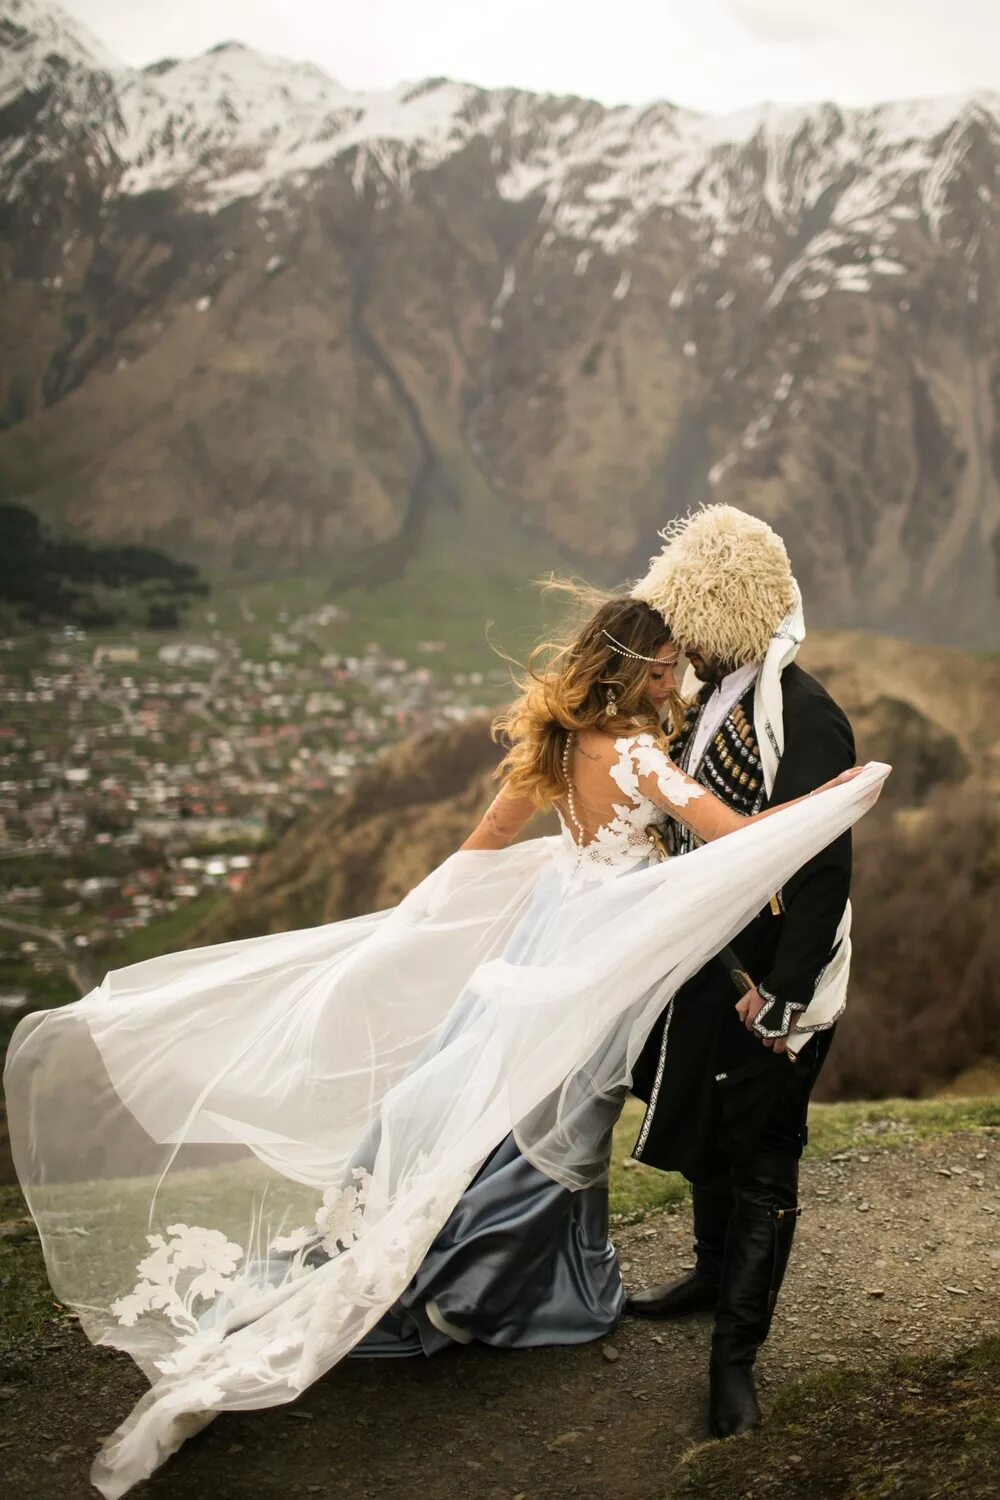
[629,735,706,807]
[611,734,748,843]
[611,734,705,808]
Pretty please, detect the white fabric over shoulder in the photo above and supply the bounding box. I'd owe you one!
[786,899,852,1056]
[746,579,852,1055]
[752,579,805,798]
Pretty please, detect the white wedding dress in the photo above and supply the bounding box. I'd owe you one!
[3,734,889,1497]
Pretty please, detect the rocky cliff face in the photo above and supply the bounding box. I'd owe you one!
[2,0,999,642]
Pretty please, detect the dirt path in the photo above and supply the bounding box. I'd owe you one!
[1,1131,996,1500]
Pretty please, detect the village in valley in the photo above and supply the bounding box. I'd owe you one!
[0,595,506,1025]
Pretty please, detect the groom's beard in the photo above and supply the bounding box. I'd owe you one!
[688,655,733,689]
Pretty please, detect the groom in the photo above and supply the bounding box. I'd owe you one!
[626,505,855,1439]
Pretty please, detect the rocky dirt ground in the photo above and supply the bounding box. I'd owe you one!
[0,1130,996,1500]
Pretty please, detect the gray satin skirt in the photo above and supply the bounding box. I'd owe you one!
[349,867,630,1357]
[351,1127,624,1357]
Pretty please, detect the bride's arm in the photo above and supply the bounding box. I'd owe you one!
[460,788,537,850]
[627,737,861,843]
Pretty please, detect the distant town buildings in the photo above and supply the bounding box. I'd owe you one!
[1,600,502,1007]
[158,643,221,666]
[92,645,140,665]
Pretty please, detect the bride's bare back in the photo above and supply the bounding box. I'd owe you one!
[464,727,764,860]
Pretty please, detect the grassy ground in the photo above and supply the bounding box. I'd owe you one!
[189,565,541,686]
[610,1093,1000,1500]
[3,1094,996,1363]
[670,1337,1000,1500]
[606,1093,1000,1222]
[0,1197,56,1350]
[0,1098,996,1500]
[186,503,562,685]
[800,1093,1000,1156]
[0,896,229,1056]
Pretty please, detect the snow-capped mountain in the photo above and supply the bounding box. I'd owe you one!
[2,0,999,643]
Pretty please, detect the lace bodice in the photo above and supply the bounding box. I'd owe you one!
[554,733,706,884]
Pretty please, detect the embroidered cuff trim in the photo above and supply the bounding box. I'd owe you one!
[750,983,808,1040]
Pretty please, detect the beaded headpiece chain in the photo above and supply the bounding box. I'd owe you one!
[601,628,673,664]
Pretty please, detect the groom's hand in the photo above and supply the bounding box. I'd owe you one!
[734,985,768,1029]
[734,986,791,1054]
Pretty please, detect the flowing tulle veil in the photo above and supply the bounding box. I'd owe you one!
[3,761,889,1497]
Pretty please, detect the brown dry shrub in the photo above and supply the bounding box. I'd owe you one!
[817,785,1000,1100]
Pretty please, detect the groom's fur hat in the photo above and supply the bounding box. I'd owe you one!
[632,504,796,667]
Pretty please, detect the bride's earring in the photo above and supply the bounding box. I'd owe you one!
[606,688,618,718]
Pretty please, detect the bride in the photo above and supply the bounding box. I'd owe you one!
[3,586,888,1497]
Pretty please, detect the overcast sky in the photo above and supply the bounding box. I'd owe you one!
[64,0,1000,113]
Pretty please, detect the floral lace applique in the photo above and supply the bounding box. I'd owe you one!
[110,1223,247,1336]
[313,1166,370,1255]
[610,733,706,808]
[555,733,685,883]
[110,1167,375,1363]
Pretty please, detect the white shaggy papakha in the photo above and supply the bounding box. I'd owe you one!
[632,504,797,667]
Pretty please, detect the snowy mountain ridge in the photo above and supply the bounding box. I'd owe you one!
[3,0,998,255]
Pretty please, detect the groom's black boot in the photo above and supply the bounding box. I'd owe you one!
[626,1173,731,1318]
[708,1152,799,1439]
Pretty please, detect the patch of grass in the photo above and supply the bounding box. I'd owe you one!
[326,444,581,680]
[668,1336,1000,1500]
[181,561,535,683]
[0,981,77,1056]
[607,1095,1000,1223]
[0,1183,64,1357]
[804,1095,1000,1159]
[610,1096,691,1222]
[2,1094,996,1362]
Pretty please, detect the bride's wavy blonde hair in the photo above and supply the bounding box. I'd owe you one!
[491,579,688,808]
